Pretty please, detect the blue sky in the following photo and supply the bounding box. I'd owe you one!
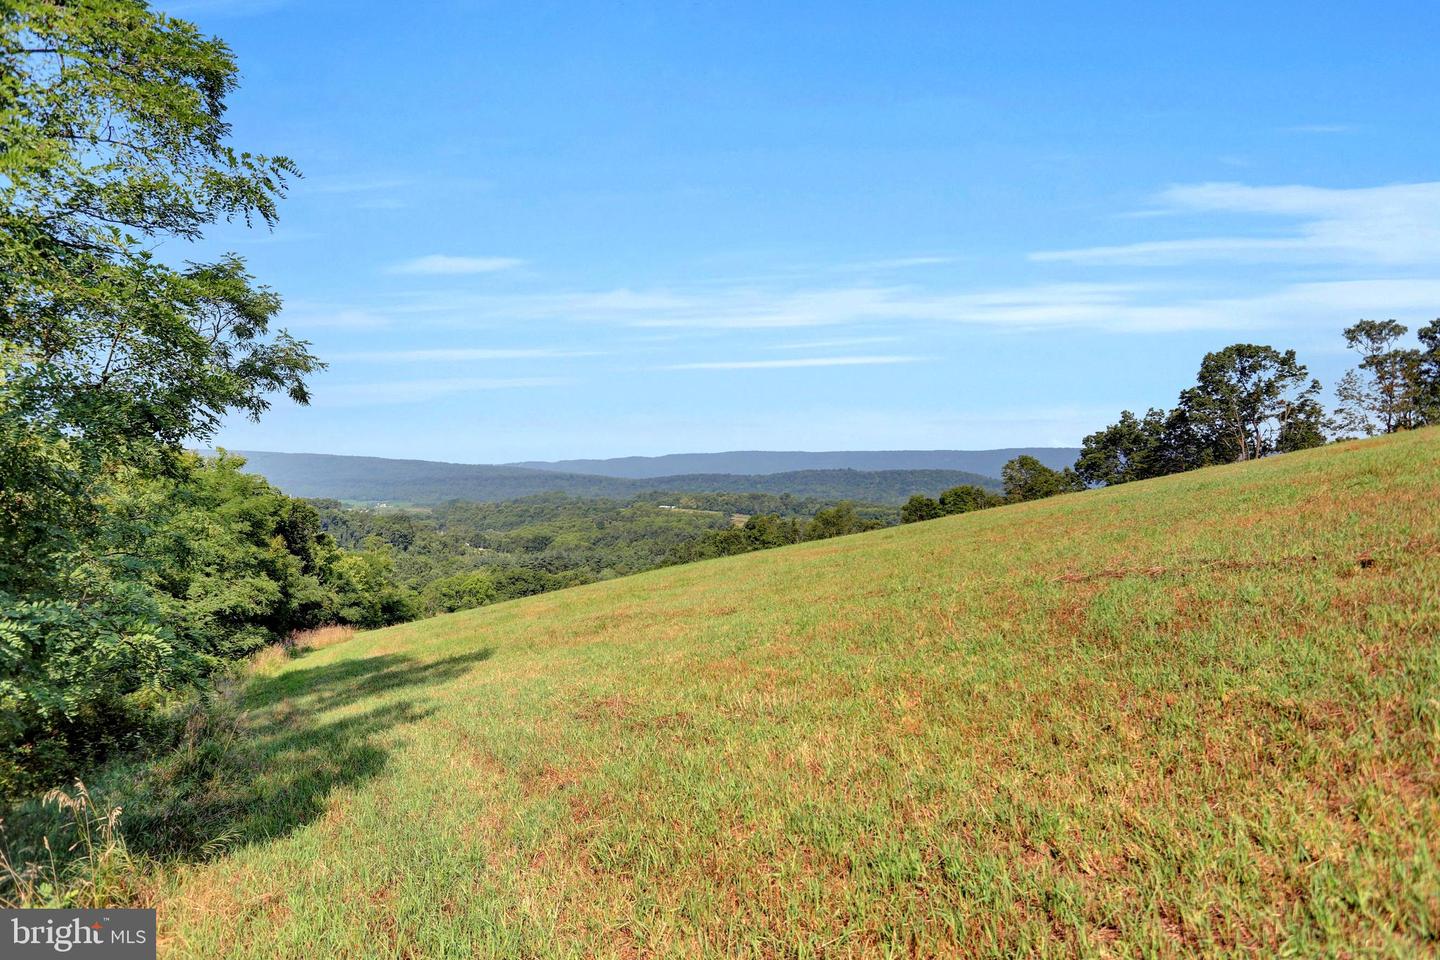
[175,0,1440,462]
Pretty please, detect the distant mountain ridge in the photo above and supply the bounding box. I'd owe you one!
[509,447,1080,478]
[226,450,1012,506]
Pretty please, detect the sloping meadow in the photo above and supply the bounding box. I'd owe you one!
[155,431,1439,958]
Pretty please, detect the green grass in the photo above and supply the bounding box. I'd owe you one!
[148,431,1438,957]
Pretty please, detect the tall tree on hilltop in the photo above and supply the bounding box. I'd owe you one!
[1275,393,1329,453]
[1179,344,1323,462]
[1077,343,1332,488]
[1332,320,1424,436]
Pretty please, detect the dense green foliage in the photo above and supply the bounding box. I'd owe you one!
[902,460,1082,525]
[1000,455,1085,502]
[0,2,346,796]
[939,483,1001,514]
[0,1,318,450]
[0,452,411,796]
[1077,330,1440,491]
[644,470,1000,505]
[311,495,729,598]
[2,2,1434,852]
[1182,344,1325,462]
[630,490,897,522]
[668,502,886,562]
[899,494,942,523]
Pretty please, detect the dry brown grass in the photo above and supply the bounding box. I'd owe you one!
[245,643,292,674]
[287,625,358,652]
[244,627,359,676]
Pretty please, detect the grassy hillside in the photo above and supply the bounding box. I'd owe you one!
[230,450,999,505]
[151,431,1437,958]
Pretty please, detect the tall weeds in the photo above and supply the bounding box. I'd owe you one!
[288,624,358,653]
[0,781,141,908]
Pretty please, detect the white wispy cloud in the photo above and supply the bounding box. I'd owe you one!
[843,255,962,270]
[388,255,526,275]
[1282,123,1356,135]
[1033,181,1440,266]
[286,274,1440,339]
[317,377,570,406]
[664,355,923,370]
[329,348,596,363]
[773,336,902,350]
[1089,278,1440,333]
[634,288,910,329]
[428,285,1141,331]
[284,179,1440,342]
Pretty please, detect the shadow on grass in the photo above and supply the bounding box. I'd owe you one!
[117,647,495,859]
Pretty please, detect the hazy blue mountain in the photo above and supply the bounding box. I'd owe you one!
[509,448,1080,478]
[227,451,1003,506]
[228,452,634,502]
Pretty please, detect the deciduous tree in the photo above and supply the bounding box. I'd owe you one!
[937,484,997,515]
[1075,409,1167,486]
[1001,456,1083,502]
[1332,320,1423,435]
[1180,344,1322,461]
[900,495,941,523]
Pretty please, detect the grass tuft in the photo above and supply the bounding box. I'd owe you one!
[0,781,141,909]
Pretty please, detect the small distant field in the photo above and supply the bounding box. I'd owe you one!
[149,431,1438,958]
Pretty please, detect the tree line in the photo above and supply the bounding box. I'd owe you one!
[895,326,1440,531]
[667,502,888,562]
[1073,328,1439,490]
